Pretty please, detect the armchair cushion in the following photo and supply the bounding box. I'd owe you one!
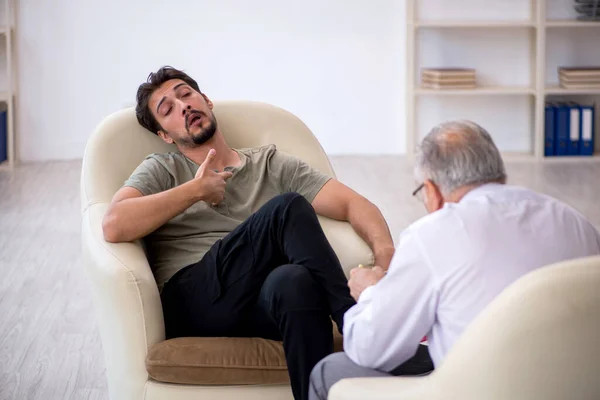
[146,325,344,385]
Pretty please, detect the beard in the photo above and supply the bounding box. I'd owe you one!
[171,110,217,147]
[190,113,217,145]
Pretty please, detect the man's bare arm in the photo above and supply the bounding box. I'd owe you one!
[312,179,395,269]
[102,150,232,243]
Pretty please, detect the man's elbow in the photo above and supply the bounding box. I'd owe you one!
[345,343,385,370]
[102,213,124,243]
[343,329,384,370]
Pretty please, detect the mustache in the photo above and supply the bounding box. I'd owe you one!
[185,110,204,131]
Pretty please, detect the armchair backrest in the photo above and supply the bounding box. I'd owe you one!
[435,255,600,399]
[81,101,335,210]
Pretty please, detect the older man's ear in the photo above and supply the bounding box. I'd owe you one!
[423,180,444,213]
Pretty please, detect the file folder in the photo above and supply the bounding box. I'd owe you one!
[580,105,595,156]
[0,111,5,163]
[567,103,581,156]
[554,104,570,156]
[544,103,555,156]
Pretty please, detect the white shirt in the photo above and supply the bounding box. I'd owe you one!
[343,183,600,371]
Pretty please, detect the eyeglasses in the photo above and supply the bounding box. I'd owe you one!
[412,183,425,202]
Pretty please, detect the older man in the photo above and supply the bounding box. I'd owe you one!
[308,120,600,399]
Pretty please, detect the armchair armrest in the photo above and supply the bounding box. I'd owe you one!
[329,376,438,400]
[81,203,165,400]
[318,216,374,277]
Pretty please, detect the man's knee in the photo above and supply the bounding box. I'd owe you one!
[309,353,348,400]
[260,264,325,313]
[268,192,313,214]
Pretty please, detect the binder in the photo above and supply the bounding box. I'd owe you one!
[544,103,556,156]
[567,102,581,156]
[580,105,595,156]
[0,110,6,163]
[554,103,570,156]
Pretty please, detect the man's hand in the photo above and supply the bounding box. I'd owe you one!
[194,149,233,205]
[348,266,386,301]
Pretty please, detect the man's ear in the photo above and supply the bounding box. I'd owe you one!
[202,93,214,109]
[424,179,444,211]
[157,130,174,144]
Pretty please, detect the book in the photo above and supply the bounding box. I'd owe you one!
[421,81,477,90]
[559,66,600,73]
[559,76,600,84]
[421,68,476,79]
[558,67,600,79]
[559,82,600,89]
[559,72,600,79]
[421,76,477,84]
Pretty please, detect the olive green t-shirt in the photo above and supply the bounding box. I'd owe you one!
[123,144,331,291]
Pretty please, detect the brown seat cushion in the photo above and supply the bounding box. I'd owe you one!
[146,325,344,385]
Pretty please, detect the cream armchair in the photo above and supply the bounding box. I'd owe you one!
[80,101,373,400]
[330,255,600,400]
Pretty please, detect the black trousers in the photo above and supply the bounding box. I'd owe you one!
[160,193,357,400]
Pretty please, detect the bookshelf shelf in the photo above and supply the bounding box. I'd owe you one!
[415,86,535,96]
[545,86,600,95]
[414,20,535,28]
[406,0,600,163]
[545,20,600,28]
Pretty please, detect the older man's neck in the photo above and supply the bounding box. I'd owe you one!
[447,180,505,203]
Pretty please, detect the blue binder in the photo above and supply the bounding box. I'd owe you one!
[554,104,570,156]
[0,111,6,163]
[544,103,555,156]
[567,102,581,156]
[579,105,595,156]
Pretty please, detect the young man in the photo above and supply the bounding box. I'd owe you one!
[309,120,600,400]
[102,66,395,400]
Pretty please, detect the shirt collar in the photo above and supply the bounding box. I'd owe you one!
[458,182,505,203]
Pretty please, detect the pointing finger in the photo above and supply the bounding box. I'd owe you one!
[198,149,216,174]
[218,171,234,181]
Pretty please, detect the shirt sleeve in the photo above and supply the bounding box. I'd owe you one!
[123,155,174,196]
[270,149,332,203]
[342,228,439,372]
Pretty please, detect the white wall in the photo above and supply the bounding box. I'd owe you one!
[16,0,407,162]
[17,0,598,162]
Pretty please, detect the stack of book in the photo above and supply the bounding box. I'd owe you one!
[421,68,476,90]
[573,0,600,21]
[559,67,600,89]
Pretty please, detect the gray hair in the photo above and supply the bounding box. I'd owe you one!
[415,120,507,196]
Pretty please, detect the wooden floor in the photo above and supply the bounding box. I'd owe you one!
[1,157,600,400]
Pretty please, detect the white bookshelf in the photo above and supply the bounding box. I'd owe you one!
[406,0,600,162]
[0,0,13,167]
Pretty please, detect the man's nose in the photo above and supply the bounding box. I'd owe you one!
[181,103,191,116]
